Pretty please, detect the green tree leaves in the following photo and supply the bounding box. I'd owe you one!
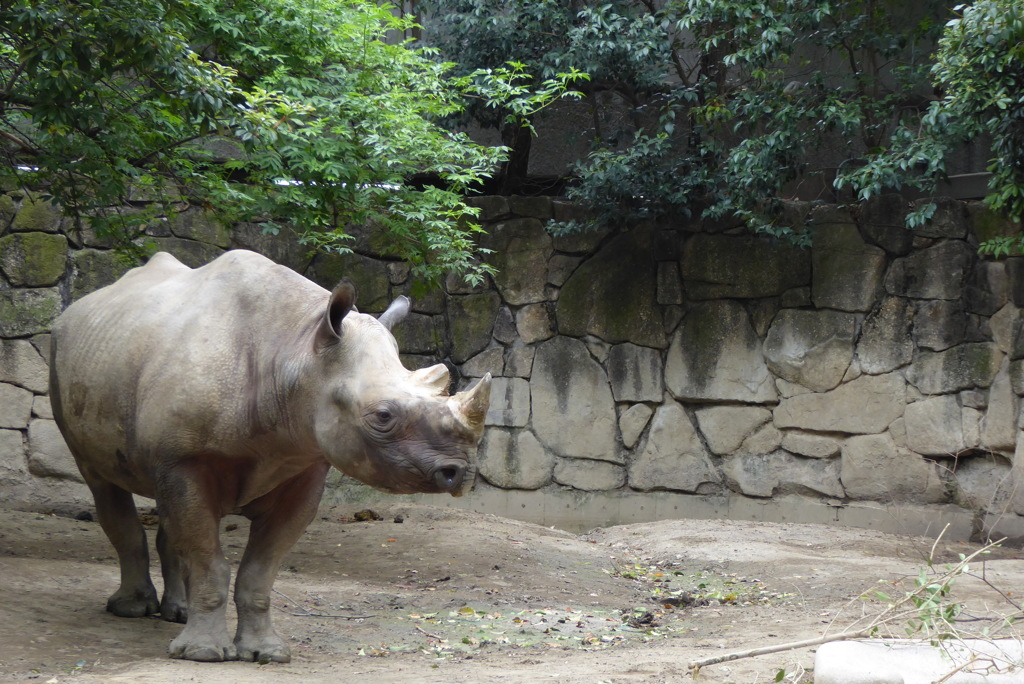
[0,0,578,282]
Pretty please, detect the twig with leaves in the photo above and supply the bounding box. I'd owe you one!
[689,527,1019,678]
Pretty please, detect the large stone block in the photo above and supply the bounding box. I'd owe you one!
[557,227,666,347]
[657,262,683,305]
[906,342,1002,395]
[0,382,33,429]
[0,337,52,395]
[27,418,82,482]
[308,251,390,312]
[0,288,62,337]
[32,395,53,420]
[0,428,27,485]
[531,336,619,462]
[858,297,914,374]
[465,195,509,221]
[553,458,626,491]
[484,218,552,305]
[477,428,553,490]
[884,240,973,300]
[1011,438,1024,516]
[508,195,553,219]
[229,222,311,273]
[69,248,133,301]
[964,260,1008,316]
[11,195,61,233]
[484,377,531,428]
[0,232,68,286]
[664,300,777,403]
[461,347,503,378]
[505,344,535,378]
[722,452,844,498]
[694,405,772,455]
[840,433,946,502]
[619,403,653,449]
[903,395,967,456]
[448,292,502,364]
[989,303,1019,355]
[515,303,554,344]
[168,209,231,247]
[780,431,840,458]
[391,312,441,355]
[763,309,857,392]
[981,360,1017,452]
[954,453,1014,512]
[773,372,906,434]
[810,212,886,311]
[629,401,719,492]
[859,193,912,255]
[606,343,663,402]
[913,197,967,239]
[681,233,810,299]
[913,299,966,352]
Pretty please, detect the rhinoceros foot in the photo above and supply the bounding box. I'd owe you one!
[168,632,238,662]
[235,634,291,663]
[160,596,188,624]
[105,587,159,618]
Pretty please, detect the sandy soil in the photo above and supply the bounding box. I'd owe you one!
[1,503,1022,683]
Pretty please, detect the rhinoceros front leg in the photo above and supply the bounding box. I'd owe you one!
[234,460,330,663]
[81,471,159,618]
[157,469,236,662]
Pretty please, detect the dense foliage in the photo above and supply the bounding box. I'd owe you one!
[422,1,1024,240]
[844,0,1024,248]
[0,0,576,281]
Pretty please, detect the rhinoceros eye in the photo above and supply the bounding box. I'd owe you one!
[366,403,399,432]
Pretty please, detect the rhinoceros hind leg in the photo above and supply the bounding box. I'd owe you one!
[233,461,330,663]
[156,522,188,623]
[82,472,159,618]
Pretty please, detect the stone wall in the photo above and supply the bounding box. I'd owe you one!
[2,190,1024,539]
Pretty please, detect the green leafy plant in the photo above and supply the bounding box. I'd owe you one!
[421,0,948,240]
[0,0,580,282]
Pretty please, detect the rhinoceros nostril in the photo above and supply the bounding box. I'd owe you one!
[434,465,464,491]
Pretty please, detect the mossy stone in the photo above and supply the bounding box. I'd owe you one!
[168,210,231,247]
[0,232,68,286]
[448,292,501,364]
[308,252,391,312]
[556,227,666,348]
[11,195,61,233]
[0,288,62,337]
[70,249,134,301]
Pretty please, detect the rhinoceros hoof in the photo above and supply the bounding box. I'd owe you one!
[106,589,159,618]
[235,636,291,664]
[160,598,188,624]
[168,636,238,662]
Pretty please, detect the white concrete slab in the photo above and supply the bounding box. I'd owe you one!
[814,639,1024,684]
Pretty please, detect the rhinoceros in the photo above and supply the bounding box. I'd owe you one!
[49,249,491,663]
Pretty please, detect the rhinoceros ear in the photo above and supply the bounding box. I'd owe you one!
[322,280,356,340]
[378,295,411,331]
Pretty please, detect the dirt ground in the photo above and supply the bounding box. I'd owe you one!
[1,503,1022,684]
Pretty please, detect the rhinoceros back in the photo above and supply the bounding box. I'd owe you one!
[50,250,325,495]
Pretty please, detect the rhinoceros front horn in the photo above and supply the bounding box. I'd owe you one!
[451,373,491,437]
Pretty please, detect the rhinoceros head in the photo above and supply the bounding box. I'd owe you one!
[309,282,490,497]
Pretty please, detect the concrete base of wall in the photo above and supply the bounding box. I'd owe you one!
[320,481,1024,544]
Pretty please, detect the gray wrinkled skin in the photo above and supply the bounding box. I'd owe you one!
[49,250,490,663]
